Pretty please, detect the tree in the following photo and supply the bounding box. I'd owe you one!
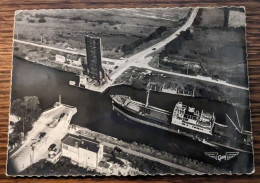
[27,19,35,23]
[38,17,46,23]
[11,96,42,134]
[16,17,22,21]
[121,26,168,55]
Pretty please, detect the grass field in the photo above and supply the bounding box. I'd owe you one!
[14,8,190,58]
[154,7,248,87]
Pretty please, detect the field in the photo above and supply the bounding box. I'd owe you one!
[177,27,247,86]
[153,8,248,87]
[14,8,190,58]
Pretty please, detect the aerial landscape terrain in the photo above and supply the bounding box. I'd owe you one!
[7,7,253,176]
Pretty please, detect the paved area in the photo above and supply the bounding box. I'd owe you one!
[9,104,77,174]
[14,39,124,63]
[109,8,199,81]
[109,8,248,91]
[15,8,248,92]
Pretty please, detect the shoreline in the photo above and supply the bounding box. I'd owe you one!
[69,124,224,174]
[13,54,196,98]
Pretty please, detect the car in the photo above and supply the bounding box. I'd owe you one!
[48,144,56,151]
[114,66,118,69]
[39,132,46,139]
[152,48,156,50]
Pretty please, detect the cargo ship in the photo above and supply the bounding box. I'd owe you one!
[111,83,253,153]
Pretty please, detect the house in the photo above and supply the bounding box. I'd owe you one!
[61,133,103,168]
[55,54,66,63]
[67,55,82,66]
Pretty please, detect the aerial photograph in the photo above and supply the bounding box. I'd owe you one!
[7,7,254,176]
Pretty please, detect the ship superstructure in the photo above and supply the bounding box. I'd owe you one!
[111,81,215,135]
[110,83,252,153]
[172,102,215,135]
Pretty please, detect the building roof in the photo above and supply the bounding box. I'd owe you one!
[67,55,79,61]
[61,133,100,153]
[86,35,101,40]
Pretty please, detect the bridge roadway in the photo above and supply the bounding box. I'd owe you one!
[9,103,77,174]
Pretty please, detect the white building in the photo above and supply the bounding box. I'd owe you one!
[55,54,66,63]
[61,133,103,168]
[67,55,82,66]
[79,74,88,88]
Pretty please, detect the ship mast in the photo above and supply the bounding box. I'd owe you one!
[145,81,151,108]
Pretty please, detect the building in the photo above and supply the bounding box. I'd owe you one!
[67,55,82,66]
[61,133,103,168]
[82,35,105,84]
[55,54,66,63]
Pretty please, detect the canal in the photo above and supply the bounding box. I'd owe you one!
[10,57,253,173]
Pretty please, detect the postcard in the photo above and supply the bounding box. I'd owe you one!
[7,7,254,176]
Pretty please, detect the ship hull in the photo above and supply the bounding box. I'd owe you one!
[111,99,253,153]
[112,101,208,138]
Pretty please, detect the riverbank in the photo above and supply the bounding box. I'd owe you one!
[13,41,250,112]
[7,102,77,175]
[114,66,250,109]
[13,42,82,74]
[69,124,225,174]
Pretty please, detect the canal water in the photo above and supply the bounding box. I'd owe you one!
[10,57,253,173]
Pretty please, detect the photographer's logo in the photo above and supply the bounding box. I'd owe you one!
[205,152,239,162]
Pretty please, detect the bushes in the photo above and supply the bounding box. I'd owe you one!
[159,29,193,58]
[70,16,82,21]
[121,26,168,55]
[38,17,46,23]
[15,17,22,21]
[35,13,45,18]
[11,96,42,134]
[27,19,35,23]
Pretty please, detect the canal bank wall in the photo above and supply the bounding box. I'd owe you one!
[69,124,224,174]
[13,42,82,74]
[13,42,250,113]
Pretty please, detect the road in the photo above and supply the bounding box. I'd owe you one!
[14,7,248,92]
[102,141,201,174]
[137,56,249,90]
[109,7,248,91]
[13,39,125,64]
[109,8,199,80]
[9,104,77,174]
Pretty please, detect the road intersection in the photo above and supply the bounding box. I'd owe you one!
[14,7,248,92]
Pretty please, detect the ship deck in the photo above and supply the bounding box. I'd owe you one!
[126,100,172,122]
[112,102,252,153]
